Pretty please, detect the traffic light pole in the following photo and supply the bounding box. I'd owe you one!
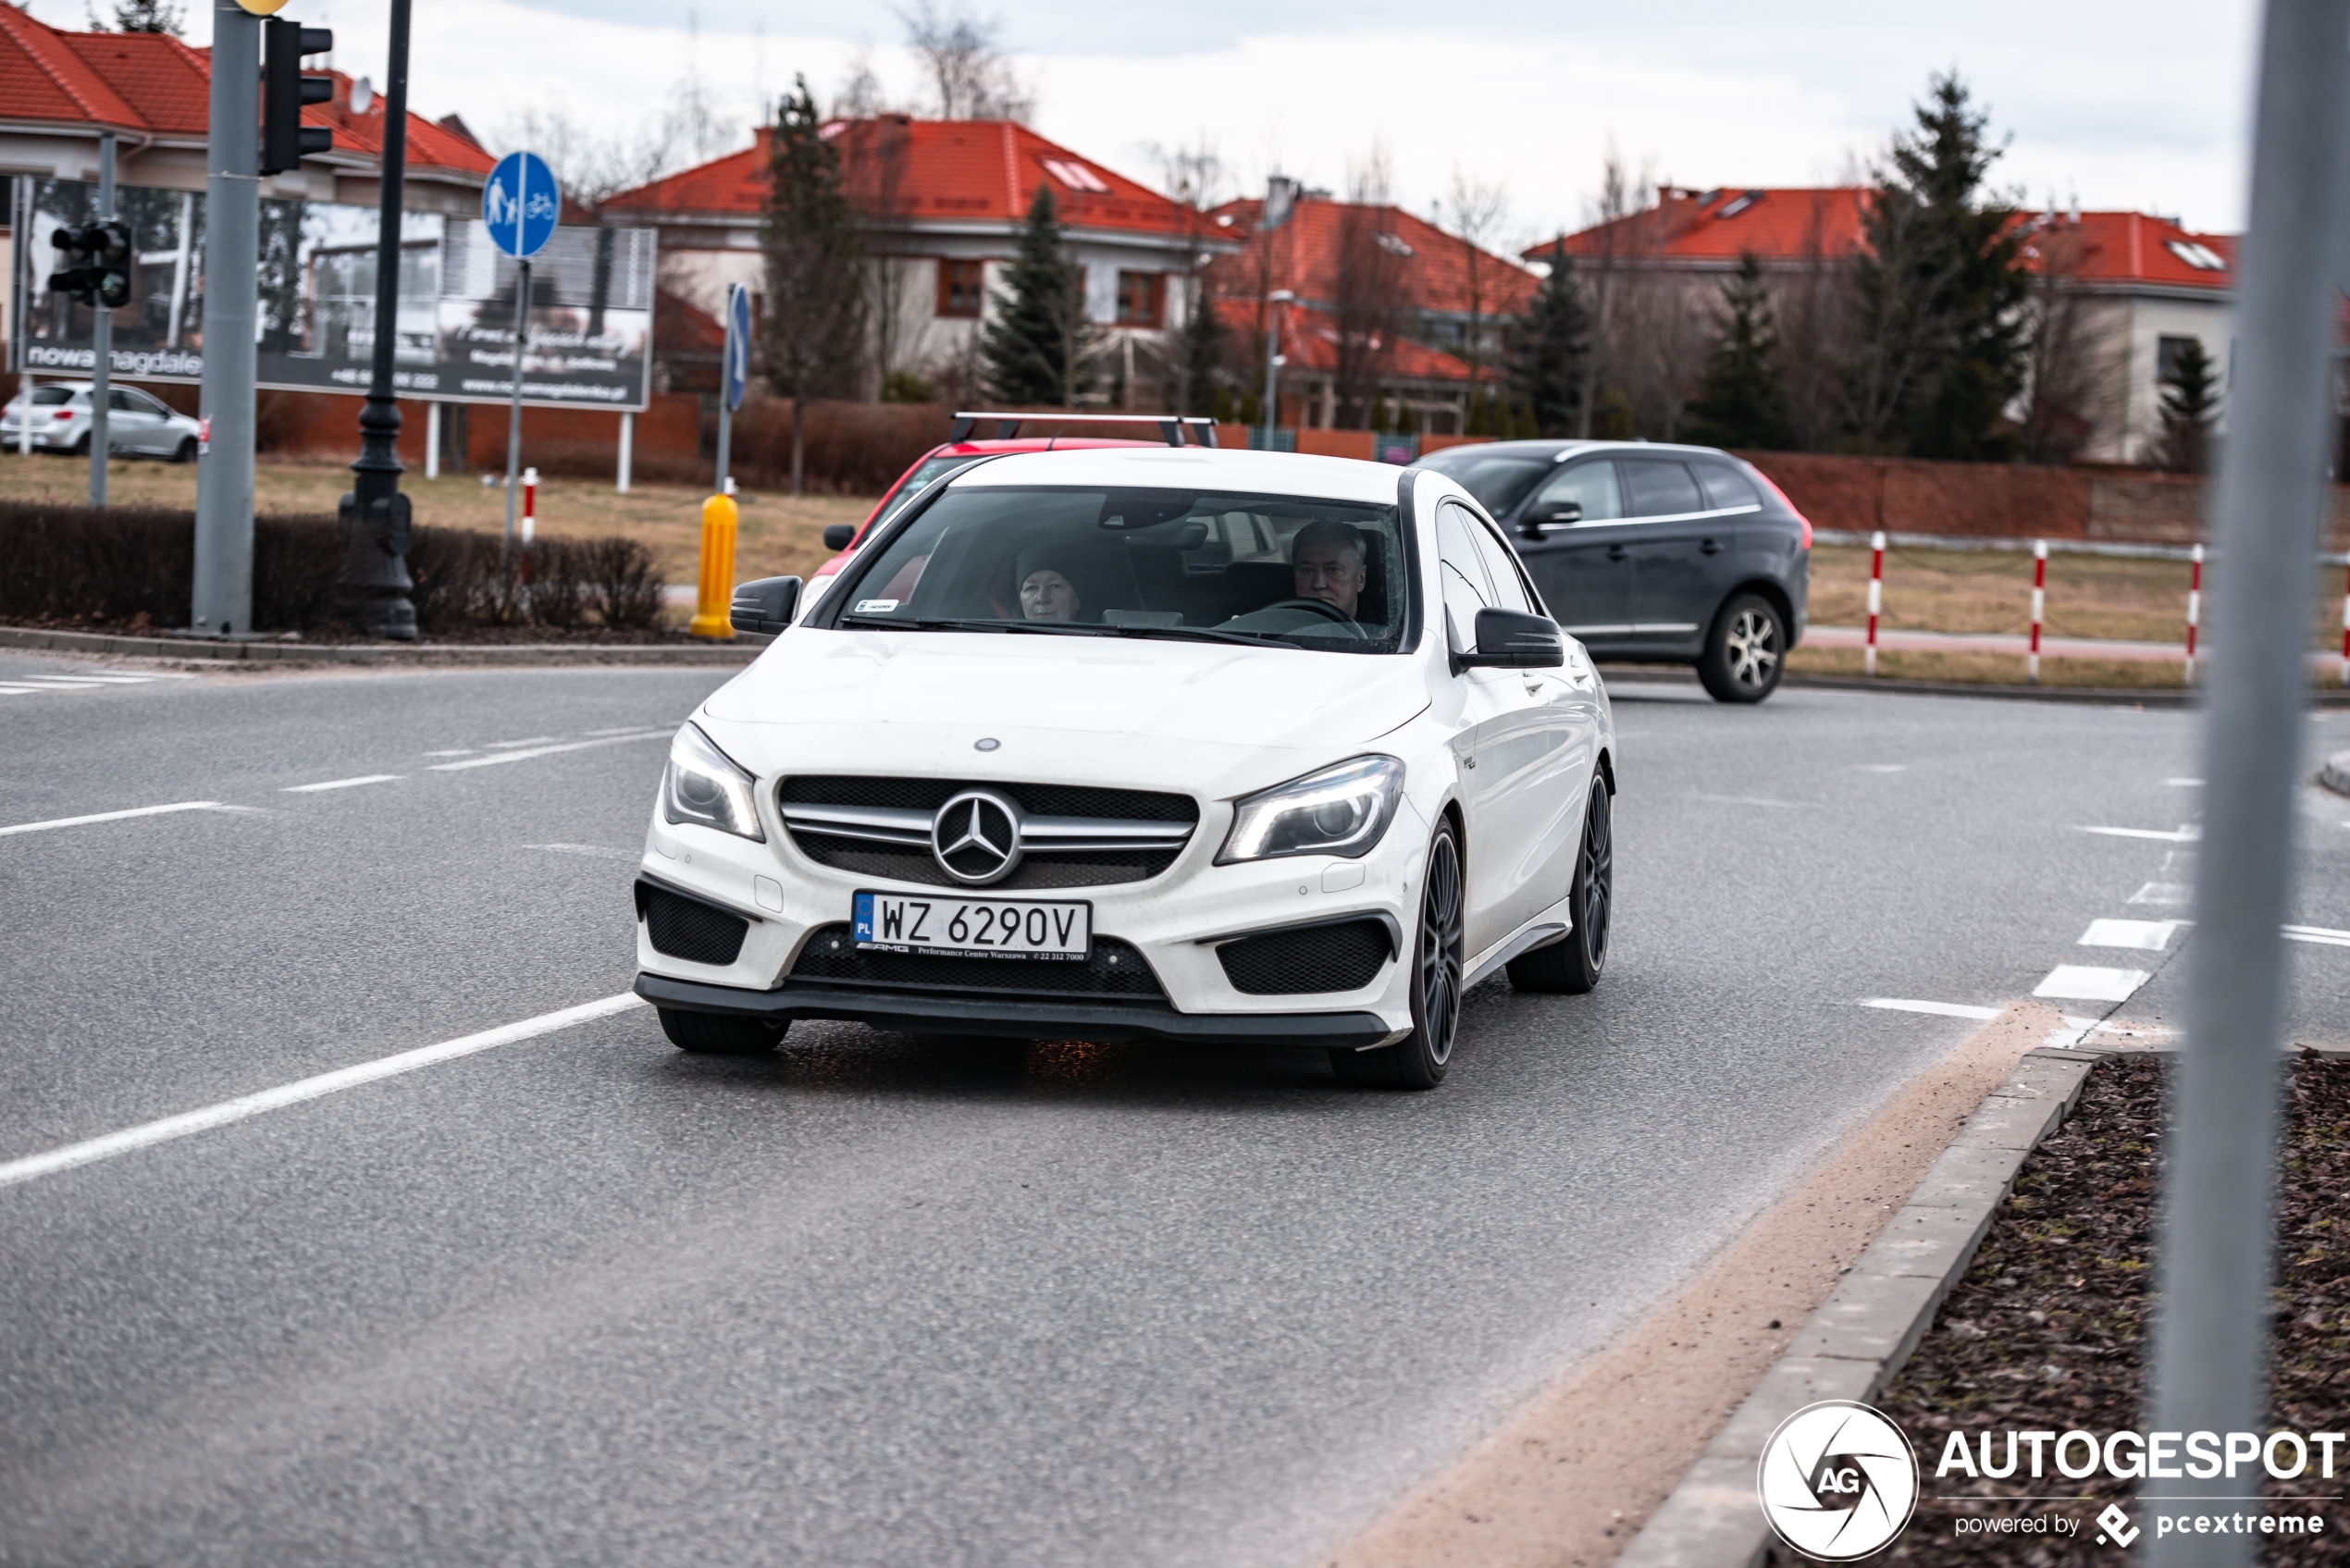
[87,130,114,510]
[335,0,417,638]
[192,0,259,636]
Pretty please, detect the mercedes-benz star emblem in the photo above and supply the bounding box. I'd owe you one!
[932,790,1023,884]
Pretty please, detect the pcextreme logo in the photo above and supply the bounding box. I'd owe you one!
[1759,1401,1923,1561]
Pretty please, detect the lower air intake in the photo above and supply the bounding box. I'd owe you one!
[641,884,749,967]
[1217,919,1391,995]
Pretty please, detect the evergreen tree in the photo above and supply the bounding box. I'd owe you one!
[1683,252,1793,451]
[761,76,867,495]
[983,183,1093,406]
[2155,338,2220,475]
[90,0,183,32]
[1507,243,1591,437]
[1178,277,1223,416]
[1847,72,2030,460]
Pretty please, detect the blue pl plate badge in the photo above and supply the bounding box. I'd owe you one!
[852,892,876,943]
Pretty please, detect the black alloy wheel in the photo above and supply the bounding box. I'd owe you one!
[659,1006,787,1056]
[1507,782,1612,994]
[173,436,198,463]
[1698,592,1787,703]
[1330,821,1464,1090]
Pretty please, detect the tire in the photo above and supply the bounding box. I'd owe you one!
[1330,820,1464,1090]
[1698,593,1786,703]
[69,432,91,459]
[1508,783,1613,994]
[173,437,198,464]
[658,1006,786,1056]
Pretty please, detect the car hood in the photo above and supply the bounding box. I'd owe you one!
[699,628,1429,786]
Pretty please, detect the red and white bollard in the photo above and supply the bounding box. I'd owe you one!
[1865,530,1885,678]
[2185,544,2203,686]
[521,465,538,546]
[2028,540,2047,685]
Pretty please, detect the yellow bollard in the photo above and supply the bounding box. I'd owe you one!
[688,489,738,639]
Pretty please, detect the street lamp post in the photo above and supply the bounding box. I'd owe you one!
[335,0,417,639]
[1261,288,1292,451]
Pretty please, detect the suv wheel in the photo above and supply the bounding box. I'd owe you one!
[659,1007,786,1056]
[1330,821,1463,1090]
[1508,783,1612,994]
[1699,593,1786,703]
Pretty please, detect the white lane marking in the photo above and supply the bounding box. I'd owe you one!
[2083,825,2201,843]
[1854,764,1908,773]
[2080,919,2183,951]
[2284,925,2350,948]
[33,673,155,685]
[428,732,668,772]
[10,679,115,689]
[483,735,562,749]
[0,994,647,1191]
[421,749,476,758]
[0,686,51,696]
[585,725,662,737]
[2166,777,2205,787]
[2129,882,2191,907]
[0,801,232,838]
[1690,793,1811,809]
[281,774,404,794]
[2035,965,2151,1002]
[527,843,639,860]
[1861,998,2002,1020]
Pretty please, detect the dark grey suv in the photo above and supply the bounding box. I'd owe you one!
[1411,440,1811,703]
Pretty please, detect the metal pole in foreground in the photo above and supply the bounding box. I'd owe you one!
[192,0,261,636]
[713,283,735,492]
[1260,289,1292,450]
[502,257,530,565]
[87,130,116,510]
[2143,2,2350,1562]
[335,0,417,639]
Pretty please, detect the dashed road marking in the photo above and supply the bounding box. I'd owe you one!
[2034,965,2151,1002]
[1854,764,1908,773]
[428,731,668,772]
[0,801,241,838]
[281,774,403,794]
[2129,882,2191,906]
[2284,924,2350,948]
[2083,824,2201,843]
[1861,998,2001,1020]
[483,735,561,749]
[2165,777,2205,787]
[421,748,476,758]
[2080,919,2183,951]
[528,843,638,860]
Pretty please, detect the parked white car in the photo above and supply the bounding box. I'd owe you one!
[0,382,200,461]
[633,448,1616,1088]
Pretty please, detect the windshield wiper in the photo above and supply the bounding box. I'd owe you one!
[839,614,1108,636]
[1103,623,1303,650]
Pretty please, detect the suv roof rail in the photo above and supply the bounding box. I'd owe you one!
[947,411,1219,449]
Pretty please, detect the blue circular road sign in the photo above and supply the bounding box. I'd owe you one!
[483,151,559,259]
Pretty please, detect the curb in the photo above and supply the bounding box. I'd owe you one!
[2323,750,2350,797]
[0,624,767,666]
[1614,1044,2107,1568]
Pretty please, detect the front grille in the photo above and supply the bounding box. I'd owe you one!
[642,885,749,966]
[1217,919,1392,995]
[789,923,1167,1001]
[778,776,1198,890]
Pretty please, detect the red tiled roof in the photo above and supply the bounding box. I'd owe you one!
[1522,186,2235,293]
[1210,297,1478,384]
[1208,194,1539,320]
[602,117,1195,238]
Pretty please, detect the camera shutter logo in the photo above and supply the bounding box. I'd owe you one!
[1756,1401,1920,1561]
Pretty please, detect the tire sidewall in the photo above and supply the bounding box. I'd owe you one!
[1403,821,1465,1080]
[1701,593,1785,703]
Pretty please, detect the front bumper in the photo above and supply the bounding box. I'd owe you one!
[636,969,1398,1048]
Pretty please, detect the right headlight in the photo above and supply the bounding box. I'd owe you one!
[1217,754,1404,864]
[661,722,765,841]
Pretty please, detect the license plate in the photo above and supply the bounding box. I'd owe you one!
[852,891,1092,960]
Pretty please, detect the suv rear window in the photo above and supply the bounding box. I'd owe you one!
[1694,461,1762,510]
[1413,451,1550,516]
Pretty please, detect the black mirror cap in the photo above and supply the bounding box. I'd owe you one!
[822,524,857,551]
[729,575,802,636]
[1460,607,1565,669]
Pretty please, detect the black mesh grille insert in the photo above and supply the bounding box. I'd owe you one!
[787,835,1177,890]
[779,777,1196,889]
[1217,919,1391,995]
[643,886,750,966]
[789,923,1166,1001]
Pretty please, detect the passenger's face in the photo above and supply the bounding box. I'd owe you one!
[1293,543,1365,618]
[1020,569,1080,623]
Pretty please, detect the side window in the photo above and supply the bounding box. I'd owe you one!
[108,389,137,413]
[1693,460,1762,511]
[1435,502,1496,651]
[1620,459,1704,518]
[1465,517,1536,616]
[1532,460,1624,521]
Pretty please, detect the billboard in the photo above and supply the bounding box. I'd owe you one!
[9,177,657,411]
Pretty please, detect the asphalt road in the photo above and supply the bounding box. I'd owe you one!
[3,657,2346,1567]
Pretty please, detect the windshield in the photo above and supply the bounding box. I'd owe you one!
[867,454,980,535]
[829,485,1410,654]
[1415,450,1550,515]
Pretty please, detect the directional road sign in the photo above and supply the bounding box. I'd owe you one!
[483,151,559,260]
[724,285,751,413]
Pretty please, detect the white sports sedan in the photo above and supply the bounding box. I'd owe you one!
[633,448,1615,1088]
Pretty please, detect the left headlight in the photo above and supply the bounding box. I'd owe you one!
[662,722,765,842]
[1217,754,1404,864]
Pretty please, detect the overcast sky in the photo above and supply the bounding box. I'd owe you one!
[39,0,2262,243]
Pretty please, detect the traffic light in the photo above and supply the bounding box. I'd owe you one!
[261,18,334,177]
[47,220,133,308]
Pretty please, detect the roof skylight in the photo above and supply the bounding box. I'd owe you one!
[1042,158,1110,193]
[2163,239,2228,272]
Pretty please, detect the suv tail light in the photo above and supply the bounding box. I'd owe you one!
[1751,467,1812,548]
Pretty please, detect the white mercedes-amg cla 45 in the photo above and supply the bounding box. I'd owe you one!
[634,448,1615,1088]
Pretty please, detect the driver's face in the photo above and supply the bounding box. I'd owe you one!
[1293,543,1365,619]
[1020,569,1080,623]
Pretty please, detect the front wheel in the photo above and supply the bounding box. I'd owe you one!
[1508,783,1612,994]
[173,437,198,464]
[1698,593,1786,703]
[1330,821,1464,1090]
[659,1007,786,1056]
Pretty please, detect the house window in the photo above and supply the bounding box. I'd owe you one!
[936,259,985,318]
[2157,335,2202,383]
[1115,271,1165,327]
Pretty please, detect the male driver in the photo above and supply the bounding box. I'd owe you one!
[1292,520,1369,622]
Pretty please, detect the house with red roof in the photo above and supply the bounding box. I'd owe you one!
[600,116,1225,398]
[1204,191,1539,434]
[1523,185,2237,463]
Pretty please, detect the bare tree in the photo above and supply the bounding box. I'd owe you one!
[2016,209,2124,463]
[1329,149,1414,429]
[1147,136,1230,415]
[497,62,745,206]
[1577,146,1651,437]
[843,116,921,400]
[833,53,892,119]
[1441,166,1509,383]
[1773,183,1863,451]
[898,1,1035,121]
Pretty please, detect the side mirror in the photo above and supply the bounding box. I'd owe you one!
[1459,607,1565,670]
[822,524,857,551]
[1519,500,1582,538]
[730,575,802,635]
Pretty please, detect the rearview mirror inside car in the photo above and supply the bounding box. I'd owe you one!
[1458,607,1565,670]
[822,524,856,551]
[1520,500,1583,538]
[730,575,802,636]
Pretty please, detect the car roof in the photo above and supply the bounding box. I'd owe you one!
[946,446,1408,506]
[1418,438,1742,463]
[931,437,1166,456]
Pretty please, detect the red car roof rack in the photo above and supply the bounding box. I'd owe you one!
[946,412,1219,449]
